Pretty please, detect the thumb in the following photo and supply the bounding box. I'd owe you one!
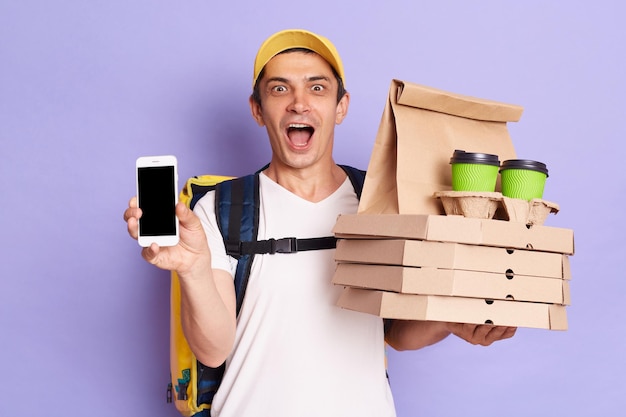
[176,202,203,232]
[175,202,210,257]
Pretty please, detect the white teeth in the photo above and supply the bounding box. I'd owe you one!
[289,123,310,129]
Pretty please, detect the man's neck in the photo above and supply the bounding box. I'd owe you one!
[262,161,347,203]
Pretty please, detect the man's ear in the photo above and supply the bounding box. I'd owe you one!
[335,92,350,125]
[249,95,265,127]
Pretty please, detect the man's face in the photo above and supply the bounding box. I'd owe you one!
[249,51,349,171]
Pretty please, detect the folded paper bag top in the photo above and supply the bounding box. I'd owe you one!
[358,80,523,215]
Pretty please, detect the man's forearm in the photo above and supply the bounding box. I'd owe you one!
[180,268,237,367]
[385,319,451,351]
[385,320,517,350]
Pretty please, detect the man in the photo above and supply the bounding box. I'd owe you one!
[125,29,515,416]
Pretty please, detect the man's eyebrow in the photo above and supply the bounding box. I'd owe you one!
[308,75,332,83]
[266,76,289,84]
[265,75,332,84]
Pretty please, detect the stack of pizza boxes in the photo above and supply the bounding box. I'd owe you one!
[331,80,574,330]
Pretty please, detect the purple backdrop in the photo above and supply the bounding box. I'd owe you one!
[1,1,623,416]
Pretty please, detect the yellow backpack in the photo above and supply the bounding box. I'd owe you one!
[168,174,233,417]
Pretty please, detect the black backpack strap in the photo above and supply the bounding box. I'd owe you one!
[339,164,366,199]
[214,174,260,314]
[195,173,260,409]
[234,236,338,255]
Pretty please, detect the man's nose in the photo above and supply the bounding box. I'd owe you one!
[287,89,310,113]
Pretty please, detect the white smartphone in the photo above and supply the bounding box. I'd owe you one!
[135,155,179,247]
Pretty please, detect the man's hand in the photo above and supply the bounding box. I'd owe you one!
[447,323,517,346]
[123,197,211,276]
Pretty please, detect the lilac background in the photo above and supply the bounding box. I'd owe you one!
[1,1,623,416]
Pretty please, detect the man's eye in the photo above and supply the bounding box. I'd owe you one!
[312,85,324,92]
[272,85,287,93]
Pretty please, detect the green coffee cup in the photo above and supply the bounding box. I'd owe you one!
[500,159,549,200]
[450,150,500,192]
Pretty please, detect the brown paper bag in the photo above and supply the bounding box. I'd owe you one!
[359,80,523,215]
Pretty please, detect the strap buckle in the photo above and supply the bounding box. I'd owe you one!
[226,241,243,257]
[269,237,297,254]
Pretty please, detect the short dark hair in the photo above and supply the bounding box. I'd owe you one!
[251,48,347,106]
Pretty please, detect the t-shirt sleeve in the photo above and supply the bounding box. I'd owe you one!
[193,190,237,277]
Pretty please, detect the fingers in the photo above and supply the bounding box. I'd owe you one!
[498,326,517,340]
[123,197,140,221]
[472,324,497,343]
[141,242,160,265]
[127,216,139,239]
[448,322,517,346]
[478,325,517,346]
[123,196,141,240]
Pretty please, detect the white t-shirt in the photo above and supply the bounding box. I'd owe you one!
[194,172,396,417]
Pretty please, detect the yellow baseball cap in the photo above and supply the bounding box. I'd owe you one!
[252,29,346,88]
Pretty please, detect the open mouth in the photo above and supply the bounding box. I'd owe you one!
[287,123,314,148]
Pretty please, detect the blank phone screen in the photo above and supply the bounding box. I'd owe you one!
[137,166,176,236]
